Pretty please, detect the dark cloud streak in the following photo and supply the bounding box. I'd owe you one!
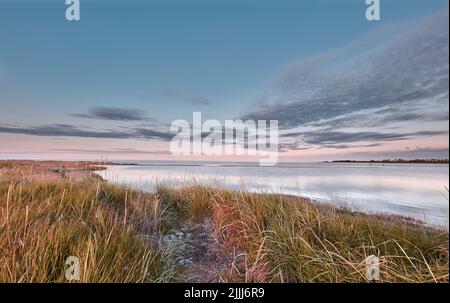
[0,124,174,141]
[279,130,449,151]
[70,106,154,122]
[50,148,171,155]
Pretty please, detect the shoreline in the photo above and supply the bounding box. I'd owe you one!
[331,159,449,164]
[3,159,447,228]
[3,159,449,169]
[0,160,117,181]
[96,162,449,229]
[0,160,448,282]
[98,171,436,229]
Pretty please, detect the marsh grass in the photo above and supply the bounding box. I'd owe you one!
[0,170,176,283]
[0,162,15,169]
[0,166,448,283]
[156,185,449,283]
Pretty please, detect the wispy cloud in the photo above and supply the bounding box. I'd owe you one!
[159,88,211,106]
[70,106,154,122]
[280,130,448,151]
[187,96,211,106]
[241,11,449,152]
[0,124,174,141]
[49,148,171,155]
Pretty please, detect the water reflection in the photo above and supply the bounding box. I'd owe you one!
[96,163,449,227]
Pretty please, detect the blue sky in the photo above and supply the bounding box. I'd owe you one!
[0,0,448,161]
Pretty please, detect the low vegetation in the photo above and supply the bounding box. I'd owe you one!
[158,186,449,282]
[0,165,448,283]
[0,167,176,283]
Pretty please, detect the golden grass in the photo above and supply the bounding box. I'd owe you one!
[157,186,449,283]
[0,168,176,283]
[0,166,448,283]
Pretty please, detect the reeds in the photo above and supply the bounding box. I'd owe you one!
[0,166,448,283]
[156,185,449,283]
[0,169,176,282]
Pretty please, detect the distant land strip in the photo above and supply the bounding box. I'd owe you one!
[330,159,449,164]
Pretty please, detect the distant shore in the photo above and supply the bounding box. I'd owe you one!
[330,159,449,164]
[0,160,113,182]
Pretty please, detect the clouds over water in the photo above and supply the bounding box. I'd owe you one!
[0,11,448,159]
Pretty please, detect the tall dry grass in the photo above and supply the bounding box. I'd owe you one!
[1,165,448,283]
[0,167,176,282]
[157,185,449,283]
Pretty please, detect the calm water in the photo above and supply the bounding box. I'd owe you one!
[96,163,449,227]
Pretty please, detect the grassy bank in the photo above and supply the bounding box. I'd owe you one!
[0,165,448,283]
[0,167,176,283]
[158,186,448,282]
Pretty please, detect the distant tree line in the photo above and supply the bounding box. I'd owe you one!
[331,159,449,164]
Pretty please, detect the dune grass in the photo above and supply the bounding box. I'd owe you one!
[157,186,449,283]
[0,163,15,169]
[0,168,176,283]
[0,166,448,283]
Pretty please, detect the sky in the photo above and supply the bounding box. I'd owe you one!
[0,0,448,162]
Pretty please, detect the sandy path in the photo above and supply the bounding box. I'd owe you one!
[162,219,243,282]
